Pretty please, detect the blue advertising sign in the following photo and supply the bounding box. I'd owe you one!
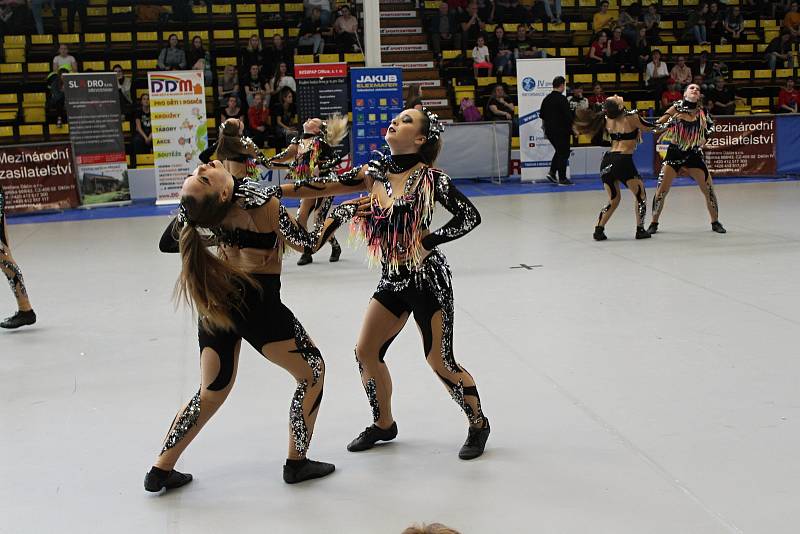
[350,67,403,166]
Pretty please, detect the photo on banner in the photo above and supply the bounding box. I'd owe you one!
[516,58,566,183]
[148,71,208,204]
[63,72,130,207]
[350,67,403,167]
[0,143,80,215]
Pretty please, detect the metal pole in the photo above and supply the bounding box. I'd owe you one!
[363,0,382,66]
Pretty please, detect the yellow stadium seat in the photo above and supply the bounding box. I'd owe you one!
[23,93,46,104]
[27,63,50,73]
[751,97,770,107]
[776,68,793,78]
[318,53,340,63]
[502,77,517,86]
[122,122,131,133]
[87,7,106,16]
[136,59,158,70]
[261,3,280,13]
[4,49,25,63]
[754,69,772,79]
[84,33,105,43]
[736,44,754,53]
[211,4,232,13]
[715,44,733,54]
[560,47,579,57]
[693,45,712,54]
[295,54,314,64]
[82,61,106,71]
[547,22,566,31]
[744,19,756,29]
[573,74,592,84]
[511,137,520,149]
[213,30,234,40]
[137,32,158,42]
[192,5,206,14]
[442,50,460,60]
[477,77,495,87]
[111,32,132,42]
[114,60,132,70]
[0,64,23,74]
[111,6,132,13]
[671,45,690,55]
[597,73,616,83]
[579,0,596,6]
[732,70,750,80]
[661,21,674,30]
[238,4,256,13]
[0,94,17,105]
[263,28,284,38]
[561,0,575,6]
[48,123,69,135]
[3,35,25,45]
[345,53,365,63]
[57,34,80,44]
[637,100,655,110]
[137,154,155,166]
[621,73,640,83]
[207,118,216,128]
[217,57,237,66]
[288,28,300,38]
[31,35,54,45]
[570,22,588,31]
[285,3,304,12]
[531,23,544,31]
[577,134,593,144]
[239,16,256,28]
[20,124,44,136]
[0,126,13,138]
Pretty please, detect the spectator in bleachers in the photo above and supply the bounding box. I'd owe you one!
[298,6,327,55]
[705,2,724,44]
[784,2,800,40]
[52,43,78,73]
[513,25,546,60]
[272,87,298,148]
[157,34,187,71]
[269,62,297,99]
[459,96,482,121]
[268,34,294,76]
[643,4,661,42]
[220,95,244,123]
[133,93,152,155]
[304,0,331,27]
[472,34,492,77]
[218,64,240,106]
[52,0,87,33]
[592,1,616,33]
[609,27,632,70]
[778,78,798,113]
[617,6,638,46]
[188,36,213,86]
[113,64,133,117]
[765,31,794,71]
[588,82,606,110]
[669,56,693,89]
[458,2,486,52]
[660,79,682,110]
[47,66,68,127]
[722,6,744,43]
[587,32,610,66]
[568,84,589,114]
[538,0,562,24]
[247,92,270,148]
[429,2,458,60]
[707,77,738,115]
[683,3,711,45]
[692,74,708,92]
[645,49,669,90]
[632,25,652,72]
[243,64,265,107]
[240,34,265,74]
[334,4,360,53]
[486,84,518,134]
[694,50,712,79]
[491,26,515,75]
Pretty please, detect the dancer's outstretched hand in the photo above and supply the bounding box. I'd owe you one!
[343,195,373,218]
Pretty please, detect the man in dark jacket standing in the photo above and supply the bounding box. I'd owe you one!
[540,76,573,185]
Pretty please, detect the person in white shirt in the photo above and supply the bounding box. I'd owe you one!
[472,35,492,77]
[52,43,77,73]
[644,48,669,99]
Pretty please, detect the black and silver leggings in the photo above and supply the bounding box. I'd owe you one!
[0,187,29,305]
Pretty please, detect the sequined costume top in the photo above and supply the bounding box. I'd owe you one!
[273,134,342,183]
[350,163,481,276]
[660,100,714,151]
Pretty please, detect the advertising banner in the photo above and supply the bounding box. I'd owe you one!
[0,143,80,215]
[295,63,349,122]
[516,58,566,182]
[655,116,776,176]
[350,67,403,167]
[63,72,130,206]
[148,71,208,204]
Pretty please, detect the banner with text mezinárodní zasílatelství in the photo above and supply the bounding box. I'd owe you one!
[63,72,130,206]
[148,71,208,204]
[516,58,566,183]
[0,143,80,215]
[350,67,403,167]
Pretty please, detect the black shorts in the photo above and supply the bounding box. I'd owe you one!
[198,274,297,374]
[372,250,452,320]
[662,145,709,177]
[600,152,641,185]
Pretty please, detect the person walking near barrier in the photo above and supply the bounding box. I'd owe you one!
[540,76,573,185]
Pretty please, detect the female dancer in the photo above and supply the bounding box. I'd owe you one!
[145,161,339,492]
[0,186,36,329]
[573,95,656,241]
[272,108,490,460]
[266,115,347,266]
[648,83,726,234]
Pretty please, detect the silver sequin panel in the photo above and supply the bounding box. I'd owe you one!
[289,379,309,454]
[365,378,380,423]
[450,379,482,425]
[292,318,323,386]
[160,390,201,455]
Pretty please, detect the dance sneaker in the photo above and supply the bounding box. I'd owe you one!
[144,467,193,492]
[297,251,313,266]
[283,458,335,484]
[545,173,558,185]
[593,226,607,241]
[647,222,659,235]
[635,226,652,239]
[329,241,341,262]
[347,422,398,452]
[558,177,574,186]
[0,309,36,329]
[459,419,491,460]
[711,221,727,234]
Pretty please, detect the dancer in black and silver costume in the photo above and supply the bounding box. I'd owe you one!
[0,185,36,329]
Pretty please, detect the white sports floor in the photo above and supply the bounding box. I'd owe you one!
[1,181,798,534]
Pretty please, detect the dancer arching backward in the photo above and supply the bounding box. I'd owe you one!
[271,108,490,460]
[573,95,658,241]
[160,118,269,253]
[145,161,346,492]
[0,186,36,329]
[648,83,726,235]
[266,115,348,266]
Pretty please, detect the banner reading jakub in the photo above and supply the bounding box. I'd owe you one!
[655,116,776,176]
[0,143,80,215]
[350,67,403,167]
[63,72,130,206]
[148,71,208,204]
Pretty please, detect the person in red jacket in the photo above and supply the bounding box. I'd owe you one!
[778,78,798,113]
[247,91,270,147]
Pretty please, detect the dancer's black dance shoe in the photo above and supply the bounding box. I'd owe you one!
[0,309,36,329]
[635,226,652,239]
[283,458,335,484]
[329,241,341,262]
[647,222,659,235]
[144,467,193,492]
[545,173,558,185]
[459,419,491,460]
[347,422,398,452]
[593,226,607,241]
[297,250,313,266]
[711,221,727,234]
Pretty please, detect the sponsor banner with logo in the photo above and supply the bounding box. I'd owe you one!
[148,71,208,204]
[350,67,404,166]
[295,63,350,168]
[378,10,417,17]
[403,79,441,87]
[381,44,429,52]
[654,116,776,176]
[63,72,130,206]
[0,143,80,215]
[421,98,449,107]
[379,27,422,34]
[516,58,566,182]
[384,61,434,69]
